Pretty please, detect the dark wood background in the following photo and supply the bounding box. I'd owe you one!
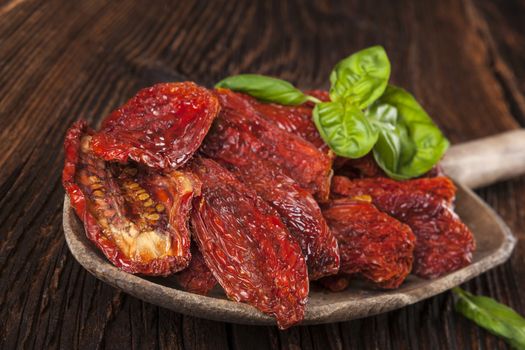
[1,0,524,349]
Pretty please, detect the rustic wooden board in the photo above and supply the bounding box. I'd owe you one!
[63,183,516,326]
[1,0,525,349]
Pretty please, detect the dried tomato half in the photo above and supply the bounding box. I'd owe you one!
[331,176,475,278]
[176,243,217,295]
[216,158,340,280]
[202,88,333,201]
[323,197,415,289]
[235,91,327,149]
[189,158,308,329]
[332,176,456,204]
[90,82,220,169]
[63,120,199,275]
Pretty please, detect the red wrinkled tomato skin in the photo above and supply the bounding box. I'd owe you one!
[202,88,333,202]
[218,158,340,280]
[63,120,198,276]
[331,176,476,279]
[235,92,327,150]
[189,158,309,329]
[90,82,220,169]
[323,198,415,289]
[176,243,217,295]
[405,177,456,204]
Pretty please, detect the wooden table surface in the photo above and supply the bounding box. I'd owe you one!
[1,0,524,349]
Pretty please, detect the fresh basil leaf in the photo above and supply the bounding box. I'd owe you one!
[367,85,449,180]
[215,74,319,105]
[329,46,391,108]
[313,100,378,158]
[366,104,403,172]
[367,103,418,173]
[453,288,525,349]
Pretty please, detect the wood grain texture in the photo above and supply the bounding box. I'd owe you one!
[0,0,523,349]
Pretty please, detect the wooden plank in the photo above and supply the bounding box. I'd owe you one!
[0,0,523,349]
[472,0,525,126]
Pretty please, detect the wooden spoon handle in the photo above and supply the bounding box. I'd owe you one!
[441,130,525,189]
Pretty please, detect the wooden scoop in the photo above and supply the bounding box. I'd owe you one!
[63,130,524,326]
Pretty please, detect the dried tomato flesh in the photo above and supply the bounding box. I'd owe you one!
[235,92,327,149]
[176,243,217,295]
[201,88,333,201]
[63,120,199,275]
[90,82,220,169]
[217,158,340,280]
[331,176,475,278]
[189,158,308,329]
[322,198,415,289]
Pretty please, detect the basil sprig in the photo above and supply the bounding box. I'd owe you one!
[215,74,321,105]
[215,46,449,180]
[453,288,525,349]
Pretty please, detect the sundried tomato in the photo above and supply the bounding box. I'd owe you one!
[63,120,199,275]
[322,197,415,289]
[90,82,220,169]
[176,243,217,295]
[235,91,327,150]
[217,158,340,280]
[332,176,456,204]
[331,176,475,278]
[189,157,308,329]
[202,88,333,201]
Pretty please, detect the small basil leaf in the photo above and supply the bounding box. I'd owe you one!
[368,85,449,180]
[313,100,378,158]
[329,46,391,108]
[215,74,310,105]
[367,104,403,173]
[367,104,417,175]
[453,288,525,349]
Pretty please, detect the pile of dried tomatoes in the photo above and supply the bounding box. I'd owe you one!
[63,82,475,329]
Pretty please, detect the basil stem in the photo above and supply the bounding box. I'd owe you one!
[453,288,525,349]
